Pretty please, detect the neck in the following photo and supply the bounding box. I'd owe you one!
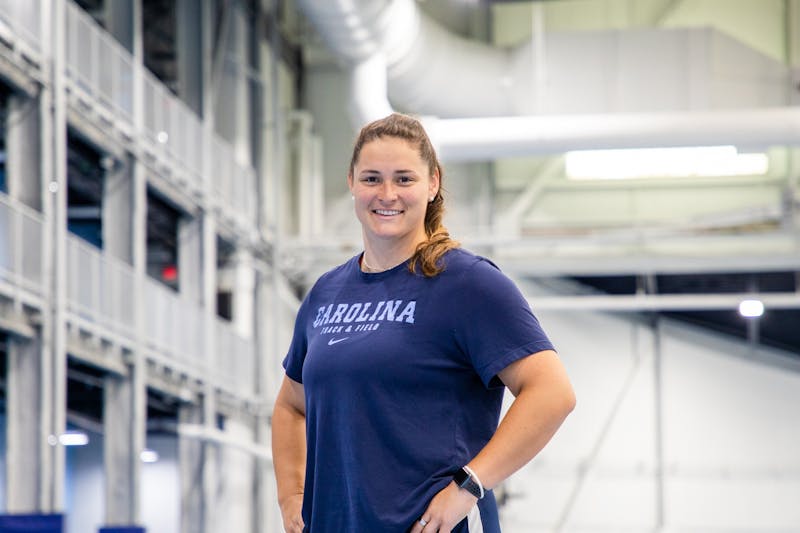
[361,254,396,273]
[361,230,426,272]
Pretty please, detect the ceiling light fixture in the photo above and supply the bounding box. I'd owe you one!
[565,145,768,180]
[59,431,89,446]
[140,449,160,463]
[738,299,765,318]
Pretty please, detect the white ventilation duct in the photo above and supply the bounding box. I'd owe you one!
[424,107,800,161]
[296,0,514,118]
[296,0,799,162]
[348,54,394,128]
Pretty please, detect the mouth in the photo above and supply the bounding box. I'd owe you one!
[372,209,403,217]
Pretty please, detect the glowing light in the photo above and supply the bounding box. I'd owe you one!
[156,131,169,144]
[140,449,160,463]
[738,299,764,318]
[59,431,89,446]
[161,264,178,282]
[566,146,768,180]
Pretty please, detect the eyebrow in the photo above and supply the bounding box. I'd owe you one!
[359,169,418,175]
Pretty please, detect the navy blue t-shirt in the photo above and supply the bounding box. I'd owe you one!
[282,248,554,532]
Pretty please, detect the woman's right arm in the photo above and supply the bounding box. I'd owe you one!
[272,375,307,533]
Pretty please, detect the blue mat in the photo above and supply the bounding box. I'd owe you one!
[0,514,64,533]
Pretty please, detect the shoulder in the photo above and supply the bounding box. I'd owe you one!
[439,247,505,281]
[439,247,492,272]
[439,248,525,300]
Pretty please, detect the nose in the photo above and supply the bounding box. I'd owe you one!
[378,180,398,202]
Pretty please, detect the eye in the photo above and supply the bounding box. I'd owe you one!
[361,175,380,184]
[397,175,414,184]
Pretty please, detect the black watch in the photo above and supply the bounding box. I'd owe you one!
[453,467,483,499]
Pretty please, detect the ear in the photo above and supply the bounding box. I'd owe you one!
[429,168,440,199]
[347,173,354,194]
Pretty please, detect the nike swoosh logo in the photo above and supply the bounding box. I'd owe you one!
[328,337,349,345]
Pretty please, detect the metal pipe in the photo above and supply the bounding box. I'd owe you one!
[653,315,665,529]
[528,291,800,311]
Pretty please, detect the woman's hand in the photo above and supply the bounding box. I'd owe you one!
[410,482,477,533]
[279,493,305,533]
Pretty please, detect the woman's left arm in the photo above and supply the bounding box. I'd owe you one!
[471,349,575,489]
[411,349,575,532]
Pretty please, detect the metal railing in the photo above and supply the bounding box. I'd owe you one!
[215,318,256,396]
[144,277,208,375]
[0,193,44,295]
[0,193,259,390]
[62,0,257,224]
[0,0,43,57]
[211,136,257,226]
[65,2,134,124]
[142,68,204,186]
[66,234,136,337]
[1,2,261,394]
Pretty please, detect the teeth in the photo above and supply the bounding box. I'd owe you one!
[374,209,401,216]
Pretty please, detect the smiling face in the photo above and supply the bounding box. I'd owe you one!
[348,136,440,257]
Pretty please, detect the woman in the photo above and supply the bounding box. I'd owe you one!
[272,113,575,532]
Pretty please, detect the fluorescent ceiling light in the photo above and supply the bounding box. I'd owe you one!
[566,145,768,180]
[59,431,89,446]
[140,449,160,463]
[739,299,764,318]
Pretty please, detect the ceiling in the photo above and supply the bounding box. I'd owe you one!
[293,0,800,355]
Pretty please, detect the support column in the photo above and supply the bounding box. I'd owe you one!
[262,3,288,528]
[103,369,144,526]
[5,93,42,211]
[102,157,134,265]
[101,151,148,529]
[200,211,218,533]
[99,0,147,526]
[178,403,205,533]
[251,9,274,527]
[100,152,149,528]
[39,0,69,513]
[218,418,255,532]
[177,1,221,529]
[178,211,218,533]
[253,268,274,533]
[5,336,44,512]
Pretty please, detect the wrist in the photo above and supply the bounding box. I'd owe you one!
[453,465,484,499]
[278,491,304,508]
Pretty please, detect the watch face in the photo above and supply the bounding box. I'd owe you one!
[453,467,483,499]
[453,468,470,487]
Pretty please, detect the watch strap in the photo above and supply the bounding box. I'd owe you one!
[453,466,484,499]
